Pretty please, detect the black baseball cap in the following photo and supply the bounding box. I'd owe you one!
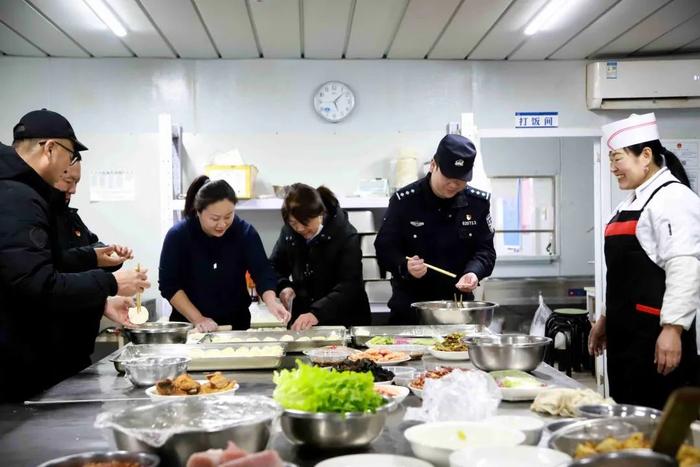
[434,134,476,181]
[13,109,88,152]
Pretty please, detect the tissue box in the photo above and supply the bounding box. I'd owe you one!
[204,164,258,199]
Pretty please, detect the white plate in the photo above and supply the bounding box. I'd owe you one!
[428,346,470,361]
[408,384,423,398]
[374,383,410,404]
[316,454,432,467]
[374,355,412,366]
[499,383,552,401]
[367,344,428,357]
[145,380,239,400]
[449,446,571,467]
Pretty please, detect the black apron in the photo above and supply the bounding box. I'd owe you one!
[604,181,698,409]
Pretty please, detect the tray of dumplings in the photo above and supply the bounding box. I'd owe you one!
[194,327,347,352]
[111,342,287,372]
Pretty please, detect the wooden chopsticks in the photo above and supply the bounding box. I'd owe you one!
[404,256,456,278]
[136,263,142,311]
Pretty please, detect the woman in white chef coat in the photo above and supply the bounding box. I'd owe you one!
[589,113,699,409]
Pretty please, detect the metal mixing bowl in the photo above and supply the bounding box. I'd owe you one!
[412,300,497,325]
[548,417,657,458]
[544,418,582,437]
[123,322,193,345]
[465,334,551,371]
[576,404,662,420]
[107,396,280,466]
[122,356,190,387]
[567,451,677,466]
[280,399,395,449]
[37,451,159,467]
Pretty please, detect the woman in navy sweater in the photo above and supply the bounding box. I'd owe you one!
[159,176,290,331]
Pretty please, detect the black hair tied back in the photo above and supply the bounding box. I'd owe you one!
[184,175,238,218]
[626,140,691,188]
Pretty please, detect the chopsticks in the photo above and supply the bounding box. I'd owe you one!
[404,256,456,278]
[25,397,150,405]
[136,263,141,311]
[454,293,464,307]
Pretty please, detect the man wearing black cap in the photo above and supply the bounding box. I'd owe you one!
[375,134,496,324]
[0,109,150,401]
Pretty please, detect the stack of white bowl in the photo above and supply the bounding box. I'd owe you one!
[348,211,392,307]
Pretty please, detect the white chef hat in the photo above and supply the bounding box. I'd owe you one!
[601,113,660,151]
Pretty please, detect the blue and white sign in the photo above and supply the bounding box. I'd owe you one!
[515,112,559,129]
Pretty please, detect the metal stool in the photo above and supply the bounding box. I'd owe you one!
[544,308,592,377]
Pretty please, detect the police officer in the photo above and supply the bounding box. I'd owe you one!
[375,134,496,325]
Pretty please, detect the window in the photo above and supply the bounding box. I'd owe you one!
[489,176,556,258]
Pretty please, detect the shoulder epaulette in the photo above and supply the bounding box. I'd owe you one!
[394,186,419,201]
[466,187,491,201]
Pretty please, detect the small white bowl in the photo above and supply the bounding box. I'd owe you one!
[384,366,416,387]
[404,421,525,467]
[374,383,409,404]
[408,384,423,398]
[483,415,545,446]
[428,346,470,361]
[449,446,571,467]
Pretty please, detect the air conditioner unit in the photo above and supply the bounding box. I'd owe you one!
[586,59,700,110]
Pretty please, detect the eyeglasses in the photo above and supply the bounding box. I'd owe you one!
[40,140,82,166]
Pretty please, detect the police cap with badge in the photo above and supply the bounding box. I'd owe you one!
[434,134,476,181]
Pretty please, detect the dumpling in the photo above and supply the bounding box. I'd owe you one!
[127,306,149,325]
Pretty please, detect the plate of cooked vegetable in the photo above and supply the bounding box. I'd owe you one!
[428,332,470,360]
[490,370,551,401]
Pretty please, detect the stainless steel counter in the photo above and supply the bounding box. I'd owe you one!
[0,352,584,467]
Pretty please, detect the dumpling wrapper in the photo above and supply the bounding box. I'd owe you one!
[128,306,149,324]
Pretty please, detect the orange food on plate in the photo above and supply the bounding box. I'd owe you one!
[374,385,402,397]
[156,372,236,396]
[409,367,464,390]
[349,348,408,363]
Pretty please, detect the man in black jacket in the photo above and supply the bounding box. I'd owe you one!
[53,162,133,273]
[0,109,149,401]
[52,161,134,372]
[375,134,497,325]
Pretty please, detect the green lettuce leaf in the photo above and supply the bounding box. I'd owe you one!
[273,361,384,413]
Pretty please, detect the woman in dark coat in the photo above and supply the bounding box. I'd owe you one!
[270,184,371,330]
[159,176,290,331]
